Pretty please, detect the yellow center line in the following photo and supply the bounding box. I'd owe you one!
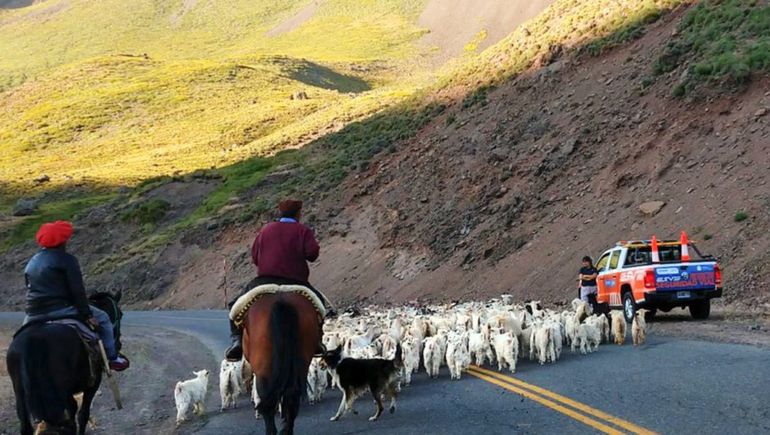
[466,369,625,435]
[468,366,657,435]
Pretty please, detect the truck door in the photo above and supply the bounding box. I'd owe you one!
[597,249,622,305]
[594,251,612,304]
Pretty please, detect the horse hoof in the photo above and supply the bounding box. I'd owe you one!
[369,416,379,422]
[389,406,396,414]
[330,416,339,422]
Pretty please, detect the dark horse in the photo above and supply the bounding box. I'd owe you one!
[243,292,321,435]
[6,291,123,435]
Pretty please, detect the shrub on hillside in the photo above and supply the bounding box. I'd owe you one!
[121,199,170,225]
[655,0,770,95]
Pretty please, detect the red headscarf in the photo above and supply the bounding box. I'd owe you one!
[35,220,74,248]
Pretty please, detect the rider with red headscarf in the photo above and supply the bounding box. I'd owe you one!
[24,221,129,371]
[225,200,332,361]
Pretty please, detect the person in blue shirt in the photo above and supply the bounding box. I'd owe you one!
[578,256,599,304]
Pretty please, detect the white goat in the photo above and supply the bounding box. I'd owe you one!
[175,369,209,424]
[492,331,518,373]
[611,311,626,345]
[445,333,471,380]
[576,323,601,354]
[632,309,648,346]
[307,357,328,404]
[422,336,442,378]
[219,359,242,411]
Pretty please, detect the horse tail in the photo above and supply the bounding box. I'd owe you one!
[256,300,305,415]
[19,330,65,423]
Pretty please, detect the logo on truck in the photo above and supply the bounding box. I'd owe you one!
[655,271,715,289]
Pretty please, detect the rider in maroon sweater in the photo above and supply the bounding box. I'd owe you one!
[225,200,328,361]
[250,216,320,284]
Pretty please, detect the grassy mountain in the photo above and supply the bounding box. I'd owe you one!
[0,1,432,194]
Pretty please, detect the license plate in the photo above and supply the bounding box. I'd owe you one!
[677,291,691,299]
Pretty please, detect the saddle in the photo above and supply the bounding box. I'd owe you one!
[230,284,327,327]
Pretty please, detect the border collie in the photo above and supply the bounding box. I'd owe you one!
[322,344,402,422]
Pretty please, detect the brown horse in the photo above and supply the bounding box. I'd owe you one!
[243,293,321,435]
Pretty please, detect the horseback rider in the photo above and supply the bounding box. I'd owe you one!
[23,221,129,372]
[225,200,332,361]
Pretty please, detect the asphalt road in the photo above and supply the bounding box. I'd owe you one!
[3,311,769,435]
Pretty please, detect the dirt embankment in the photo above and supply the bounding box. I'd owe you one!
[0,325,218,434]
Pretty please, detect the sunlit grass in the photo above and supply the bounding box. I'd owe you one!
[0,0,432,193]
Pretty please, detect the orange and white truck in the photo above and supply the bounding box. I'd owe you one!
[593,232,723,322]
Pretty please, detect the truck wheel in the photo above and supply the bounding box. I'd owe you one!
[689,299,710,320]
[644,308,657,322]
[622,292,636,324]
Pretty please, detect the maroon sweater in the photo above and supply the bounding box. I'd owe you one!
[251,220,320,283]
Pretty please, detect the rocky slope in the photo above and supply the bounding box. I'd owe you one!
[304,7,770,310]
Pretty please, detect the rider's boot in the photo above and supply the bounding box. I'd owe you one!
[109,355,130,371]
[224,320,243,361]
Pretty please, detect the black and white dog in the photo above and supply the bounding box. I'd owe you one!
[322,344,402,422]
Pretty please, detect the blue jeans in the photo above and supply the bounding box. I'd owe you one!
[23,305,118,360]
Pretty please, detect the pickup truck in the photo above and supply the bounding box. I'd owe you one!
[593,232,723,323]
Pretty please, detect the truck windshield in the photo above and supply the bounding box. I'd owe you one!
[624,246,682,266]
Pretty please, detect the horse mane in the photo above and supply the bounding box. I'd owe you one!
[87,291,124,352]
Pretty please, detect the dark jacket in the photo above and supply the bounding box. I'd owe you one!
[251,220,320,284]
[24,247,92,319]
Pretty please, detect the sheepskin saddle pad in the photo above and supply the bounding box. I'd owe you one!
[230,284,326,327]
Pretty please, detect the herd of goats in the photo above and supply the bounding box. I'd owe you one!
[174,296,649,424]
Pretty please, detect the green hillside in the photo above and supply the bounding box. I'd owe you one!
[0,0,429,192]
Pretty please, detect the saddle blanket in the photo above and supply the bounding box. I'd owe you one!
[47,318,100,343]
[230,284,327,327]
